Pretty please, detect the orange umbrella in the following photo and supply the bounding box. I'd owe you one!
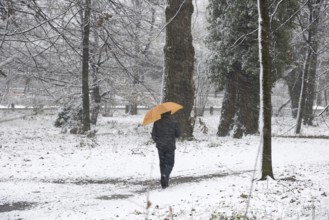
[143,102,183,126]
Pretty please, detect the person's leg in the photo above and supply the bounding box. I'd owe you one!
[158,149,166,176]
[164,150,175,187]
[158,149,167,188]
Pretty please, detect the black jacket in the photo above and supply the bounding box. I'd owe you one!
[151,114,180,151]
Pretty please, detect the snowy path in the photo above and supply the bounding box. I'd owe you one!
[0,169,252,206]
[1,160,329,220]
[0,169,254,219]
[1,115,329,219]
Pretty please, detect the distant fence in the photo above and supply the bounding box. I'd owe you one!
[0,105,223,116]
[0,106,58,115]
[4,105,326,117]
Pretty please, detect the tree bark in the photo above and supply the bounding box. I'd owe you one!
[284,67,302,118]
[258,0,274,180]
[217,71,259,138]
[238,73,259,136]
[81,0,91,132]
[91,17,101,125]
[303,0,321,125]
[91,68,101,125]
[217,72,237,136]
[295,51,310,134]
[128,0,141,116]
[325,89,328,110]
[162,0,195,139]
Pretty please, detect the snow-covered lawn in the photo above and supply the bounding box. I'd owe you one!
[0,112,328,219]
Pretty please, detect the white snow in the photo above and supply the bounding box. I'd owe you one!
[0,112,328,219]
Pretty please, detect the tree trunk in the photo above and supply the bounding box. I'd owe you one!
[217,72,237,136]
[162,0,195,139]
[258,0,274,180]
[129,0,141,116]
[303,52,317,125]
[295,51,310,134]
[194,58,211,117]
[303,0,321,125]
[284,68,302,118]
[217,71,259,138]
[91,18,101,125]
[91,72,101,125]
[325,90,328,111]
[238,73,259,136]
[296,0,322,133]
[81,0,91,132]
[91,87,101,125]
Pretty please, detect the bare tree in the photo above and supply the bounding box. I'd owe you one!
[296,0,323,134]
[1,0,165,123]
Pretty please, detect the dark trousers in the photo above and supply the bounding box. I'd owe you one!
[157,149,175,178]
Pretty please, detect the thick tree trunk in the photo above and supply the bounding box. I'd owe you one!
[238,73,259,136]
[217,71,259,138]
[81,0,91,132]
[258,0,274,180]
[162,0,195,139]
[217,73,237,136]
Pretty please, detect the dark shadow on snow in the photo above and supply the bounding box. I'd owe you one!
[50,170,252,187]
[0,202,37,213]
[132,171,238,194]
[0,171,252,204]
[96,194,133,200]
[85,170,252,200]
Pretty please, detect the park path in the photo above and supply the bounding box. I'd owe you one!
[0,169,252,213]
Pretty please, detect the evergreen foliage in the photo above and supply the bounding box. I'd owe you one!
[206,0,298,88]
[205,0,298,137]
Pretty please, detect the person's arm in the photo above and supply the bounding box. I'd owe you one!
[175,122,181,138]
[151,123,158,142]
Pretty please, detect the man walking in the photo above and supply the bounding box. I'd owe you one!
[152,111,180,189]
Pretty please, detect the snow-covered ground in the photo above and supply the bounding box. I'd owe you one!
[0,111,328,219]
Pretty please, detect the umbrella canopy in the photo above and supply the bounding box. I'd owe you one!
[143,102,183,126]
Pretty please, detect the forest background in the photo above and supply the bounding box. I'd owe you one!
[1,0,329,139]
[1,0,329,218]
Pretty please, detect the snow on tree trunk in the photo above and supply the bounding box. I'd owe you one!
[91,21,101,125]
[91,83,101,125]
[162,0,195,139]
[81,0,91,132]
[258,0,274,180]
